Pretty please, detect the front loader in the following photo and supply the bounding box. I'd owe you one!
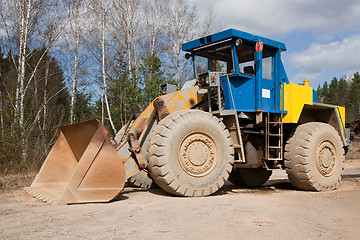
[25,29,350,204]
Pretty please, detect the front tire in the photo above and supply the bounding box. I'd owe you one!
[284,122,345,191]
[147,110,234,196]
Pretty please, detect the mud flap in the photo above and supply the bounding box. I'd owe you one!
[24,119,126,204]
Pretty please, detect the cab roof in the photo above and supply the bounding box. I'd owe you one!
[182,28,287,52]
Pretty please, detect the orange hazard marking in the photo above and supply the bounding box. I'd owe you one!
[255,41,263,52]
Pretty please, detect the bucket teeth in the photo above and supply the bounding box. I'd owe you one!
[23,187,60,204]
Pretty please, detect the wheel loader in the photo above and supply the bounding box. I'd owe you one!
[25,29,350,204]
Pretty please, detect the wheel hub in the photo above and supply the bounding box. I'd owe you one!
[316,141,336,176]
[178,132,217,177]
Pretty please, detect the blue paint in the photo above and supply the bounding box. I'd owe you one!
[182,28,289,113]
[313,89,318,103]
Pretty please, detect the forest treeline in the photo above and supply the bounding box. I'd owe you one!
[0,0,222,174]
[1,0,359,175]
[316,72,360,123]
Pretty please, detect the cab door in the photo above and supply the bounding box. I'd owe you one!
[260,49,275,111]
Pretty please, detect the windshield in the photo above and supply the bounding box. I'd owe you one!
[194,44,234,76]
[237,44,255,76]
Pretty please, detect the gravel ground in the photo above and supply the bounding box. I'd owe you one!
[1,140,359,240]
[0,160,359,240]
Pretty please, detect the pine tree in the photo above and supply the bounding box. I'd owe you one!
[316,84,322,97]
[347,72,360,121]
[329,77,338,104]
[337,76,348,106]
[139,52,172,107]
[321,81,330,102]
[105,52,143,130]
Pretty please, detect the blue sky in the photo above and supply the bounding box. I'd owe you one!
[190,0,360,88]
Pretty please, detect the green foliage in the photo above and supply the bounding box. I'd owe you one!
[139,51,175,107]
[347,72,360,121]
[102,52,142,131]
[0,49,70,173]
[73,91,95,122]
[328,77,338,104]
[97,51,173,133]
[317,72,360,122]
[321,81,329,101]
[338,76,348,106]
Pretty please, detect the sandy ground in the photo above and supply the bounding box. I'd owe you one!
[1,143,360,240]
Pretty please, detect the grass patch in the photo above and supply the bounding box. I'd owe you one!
[0,172,36,192]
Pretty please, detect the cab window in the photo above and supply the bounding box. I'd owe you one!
[237,44,255,76]
[262,49,273,80]
[194,44,234,76]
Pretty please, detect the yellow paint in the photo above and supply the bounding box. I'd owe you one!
[281,80,346,130]
[282,81,313,123]
[131,86,205,130]
[336,105,346,131]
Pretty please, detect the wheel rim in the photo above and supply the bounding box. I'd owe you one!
[316,141,336,177]
[178,132,217,177]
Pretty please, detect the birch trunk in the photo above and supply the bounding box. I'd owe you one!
[42,47,50,152]
[15,0,32,160]
[70,1,80,124]
[15,0,31,128]
[100,2,116,134]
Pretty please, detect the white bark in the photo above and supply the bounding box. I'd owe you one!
[43,49,50,133]
[15,0,32,130]
[164,0,197,88]
[201,7,223,36]
[143,0,165,54]
[112,0,141,83]
[100,0,116,134]
[70,0,80,124]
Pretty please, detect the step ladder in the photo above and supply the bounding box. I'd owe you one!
[265,113,283,161]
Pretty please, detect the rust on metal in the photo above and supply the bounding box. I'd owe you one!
[154,98,170,121]
[25,119,126,204]
[26,86,205,203]
[128,133,147,169]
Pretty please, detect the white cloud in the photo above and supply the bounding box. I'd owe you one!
[290,34,360,74]
[288,34,360,86]
[190,0,360,37]
[292,72,321,86]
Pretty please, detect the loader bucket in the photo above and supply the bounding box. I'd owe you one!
[24,119,126,204]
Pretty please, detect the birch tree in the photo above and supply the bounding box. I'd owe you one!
[69,0,80,123]
[142,0,169,55]
[90,0,116,134]
[110,0,141,124]
[0,0,46,160]
[164,0,198,88]
[36,0,70,151]
[0,0,44,130]
[201,7,224,36]
[112,0,141,82]
[65,0,94,124]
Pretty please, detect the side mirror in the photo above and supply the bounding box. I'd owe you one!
[185,53,191,59]
[235,38,242,46]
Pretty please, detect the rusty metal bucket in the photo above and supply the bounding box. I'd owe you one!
[24,119,126,204]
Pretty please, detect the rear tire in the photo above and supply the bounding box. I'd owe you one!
[228,167,272,187]
[147,109,234,196]
[284,122,345,191]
